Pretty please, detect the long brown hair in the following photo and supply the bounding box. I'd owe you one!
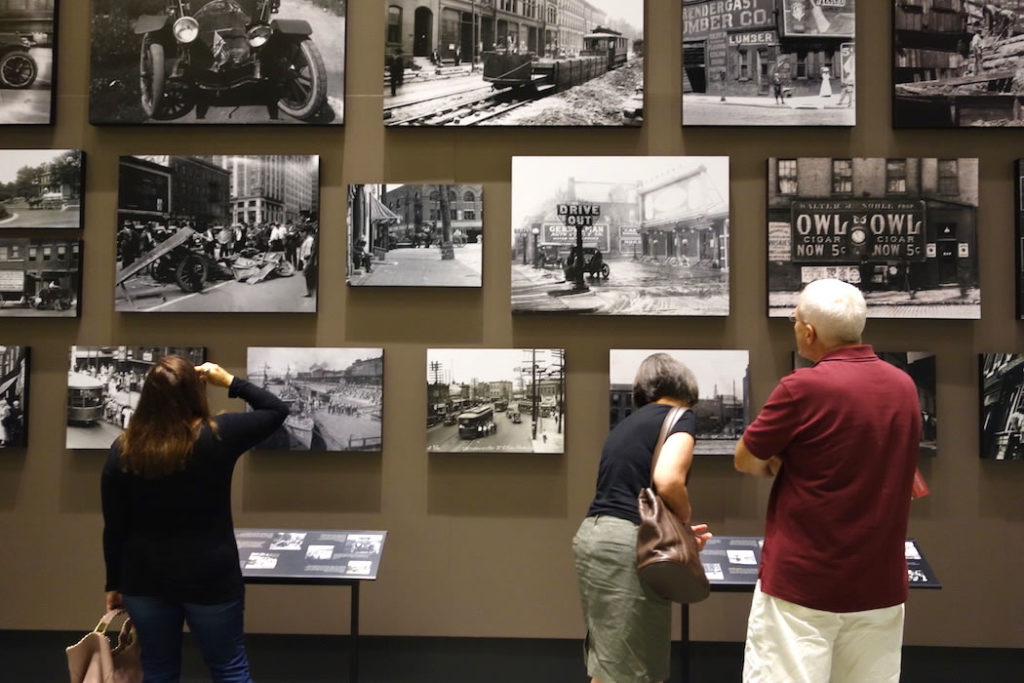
[117,355,216,478]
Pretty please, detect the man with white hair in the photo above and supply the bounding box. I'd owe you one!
[735,279,921,683]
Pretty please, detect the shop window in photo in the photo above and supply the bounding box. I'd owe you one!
[796,51,808,79]
[832,159,853,195]
[939,160,959,196]
[738,49,749,80]
[464,190,476,202]
[778,159,798,196]
[387,6,402,44]
[42,246,52,261]
[887,160,908,194]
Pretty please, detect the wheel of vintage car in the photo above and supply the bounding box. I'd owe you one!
[139,35,166,118]
[277,39,328,121]
[599,263,610,279]
[175,254,208,293]
[0,51,37,89]
[274,259,296,277]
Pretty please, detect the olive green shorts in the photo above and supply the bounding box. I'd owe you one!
[572,515,671,683]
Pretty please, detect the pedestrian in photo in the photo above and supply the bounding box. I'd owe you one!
[389,49,404,97]
[573,353,711,683]
[735,279,920,683]
[771,68,784,105]
[102,357,288,682]
[301,230,317,298]
[819,65,832,98]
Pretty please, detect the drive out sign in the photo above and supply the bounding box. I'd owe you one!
[790,199,926,263]
[557,203,601,227]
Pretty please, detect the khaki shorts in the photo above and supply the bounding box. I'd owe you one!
[573,515,671,683]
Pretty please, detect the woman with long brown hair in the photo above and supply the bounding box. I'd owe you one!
[101,356,288,682]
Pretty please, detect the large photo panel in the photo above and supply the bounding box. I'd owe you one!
[246,347,383,452]
[115,155,319,313]
[66,346,206,450]
[346,184,484,287]
[89,0,346,125]
[767,157,980,319]
[427,348,565,454]
[980,354,1024,461]
[511,156,730,316]
[0,345,29,449]
[609,349,750,456]
[384,0,643,126]
[0,0,57,124]
[0,238,82,317]
[0,150,83,230]
[894,0,1023,127]
[683,0,856,127]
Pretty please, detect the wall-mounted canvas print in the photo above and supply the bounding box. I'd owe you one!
[683,0,856,126]
[767,157,980,319]
[0,150,82,229]
[795,351,937,457]
[347,184,484,287]
[89,0,346,125]
[0,0,56,124]
[894,0,1024,127]
[66,346,206,450]
[114,155,319,313]
[246,347,383,452]
[0,345,28,449]
[609,349,750,456]
[1017,160,1024,318]
[427,348,564,454]
[511,156,730,316]
[980,353,1024,460]
[0,238,81,317]
[383,0,643,126]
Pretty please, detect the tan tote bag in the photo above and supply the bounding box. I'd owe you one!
[66,609,143,683]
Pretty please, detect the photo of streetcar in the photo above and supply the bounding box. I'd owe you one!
[457,404,496,440]
[66,372,104,426]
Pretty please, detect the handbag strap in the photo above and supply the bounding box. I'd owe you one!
[649,405,689,488]
[94,609,128,634]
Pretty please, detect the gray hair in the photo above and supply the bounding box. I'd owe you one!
[632,353,700,408]
[796,278,867,345]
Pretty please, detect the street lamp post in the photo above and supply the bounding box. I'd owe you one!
[521,232,528,265]
[531,226,540,268]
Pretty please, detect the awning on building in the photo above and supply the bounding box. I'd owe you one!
[369,194,400,223]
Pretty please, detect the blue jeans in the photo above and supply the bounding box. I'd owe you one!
[122,595,254,683]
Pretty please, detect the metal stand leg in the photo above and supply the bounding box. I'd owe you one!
[349,582,360,683]
[679,603,690,683]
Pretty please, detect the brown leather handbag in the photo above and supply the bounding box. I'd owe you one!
[636,406,710,604]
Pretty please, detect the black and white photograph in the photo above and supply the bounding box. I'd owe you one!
[980,353,1024,460]
[89,0,346,125]
[1016,160,1024,318]
[683,0,856,126]
[347,184,483,287]
[511,156,730,316]
[65,346,206,450]
[0,150,82,229]
[0,1,56,125]
[247,347,383,452]
[894,0,1024,127]
[244,552,279,569]
[767,157,980,319]
[383,0,643,126]
[0,345,28,449]
[609,349,750,456]
[796,351,937,457]
[268,531,306,550]
[0,238,82,317]
[427,348,564,454]
[305,544,333,560]
[115,155,319,313]
[343,533,383,555]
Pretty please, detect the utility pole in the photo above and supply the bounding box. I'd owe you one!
[429,360,444,385]
[437,184,455,260]
[531,348,538,440]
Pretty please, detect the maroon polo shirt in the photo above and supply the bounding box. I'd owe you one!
[742,345,921,612]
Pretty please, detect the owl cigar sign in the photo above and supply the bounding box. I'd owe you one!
[790,200,926,263]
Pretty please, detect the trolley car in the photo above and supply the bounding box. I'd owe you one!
[67,372,105,425]
[457,404,496,439]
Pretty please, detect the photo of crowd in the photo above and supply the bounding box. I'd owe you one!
[0,345,28,449]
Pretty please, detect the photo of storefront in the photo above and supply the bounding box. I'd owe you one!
[767,157,979,319]
[683,0,856,125]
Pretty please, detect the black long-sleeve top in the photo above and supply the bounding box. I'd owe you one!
[102,378,289,604]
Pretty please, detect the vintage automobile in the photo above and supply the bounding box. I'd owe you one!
[0,32,38,89]
[135,0,328,121]
[563,247,610,281]
[31,284,73,311]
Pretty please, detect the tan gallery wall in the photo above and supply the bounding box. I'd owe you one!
[0,0,1021,648]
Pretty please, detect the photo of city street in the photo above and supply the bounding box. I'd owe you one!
[384,0,643,126]
[114,155,319,313]
[0,150,82,229]
[683,0,856,126]
[90,0,345,125]
[0,1,56,125]
[347,184,483,287]
[609,349,749,456]
[767,157,980,319]
[65,346,206,450]
[0,238,81,318]
[0,345,28,449]
[894,0,1024,127]
[980,353,1024,460]
[511,156,730,316]
[247,347,383,452]
[796,351,937,457]
[427,348,564,454]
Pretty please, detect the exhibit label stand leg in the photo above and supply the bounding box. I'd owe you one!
[350,582,360,683]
